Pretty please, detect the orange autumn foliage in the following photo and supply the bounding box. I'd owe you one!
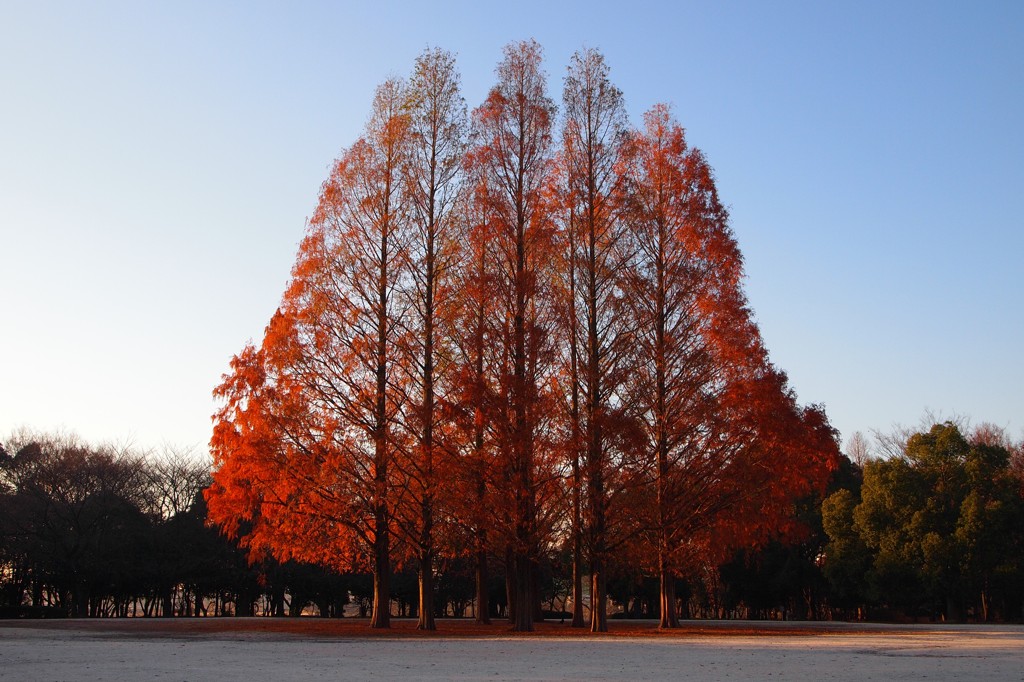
[207,43,840,633]
[208,78,413,629]
[461,39,562,633]
[621,104,839,626]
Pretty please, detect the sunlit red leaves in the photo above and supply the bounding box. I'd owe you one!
[620,104,839,592]
[206,326,362,574]
[207,42,840,631]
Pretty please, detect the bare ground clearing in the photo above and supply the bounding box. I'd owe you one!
[1,618,1022,681]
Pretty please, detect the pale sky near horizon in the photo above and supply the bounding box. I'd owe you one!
[2,1,1022,456]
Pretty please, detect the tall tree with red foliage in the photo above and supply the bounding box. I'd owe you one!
[622,104,838,627]
[394,47,467,631]
[559,47,635,632]
[446,164,501,624]
[207,78,412,629]
[466,39,559,632]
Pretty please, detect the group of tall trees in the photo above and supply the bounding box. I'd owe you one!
[0,431,368,619]
[0,432,212,616]
[205,40,839,632]
[822,422,1024,622]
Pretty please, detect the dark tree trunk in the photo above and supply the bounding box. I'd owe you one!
[417,210,437,632]
[590,563,607,632]
[585,186,607,634]
[571,542,585,627]
[532,558,544,622]
[243,592,257,617]
[946,595,963,624]
[370,200,392,630]
[272,586,285,617]
[505,545,516,625]
[513,552,533,632]
[568,238,585,629]
[659,562,680,628]
[371,529,390,627]
[370,499,391,628]
[418,549,435,630]
[160,590,172,619]
[475,547,490,624]
[31,579,43,608]
[653,211,677,631]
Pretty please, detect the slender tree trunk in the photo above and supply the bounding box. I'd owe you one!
[475,545,490,624]
[513,552,533,632]
[472,41,553,633]
[571,503,585,627]
[371,521,390,628]
[659,560,680,628]
[406,47,464,632]
[561,49,632,636]
[568,214,586,629]
[418,547,435,629]
[472,241,491,626]
[585,438,606,634]
[370,206,392,629]
[586,227,608,633]
[590,562,607,633]
[370,413,391,629]
[31,578,42,608]
[532,558,544,621]
[417,269,437,630]
[273,586,285,617]
[654,213,680,630]
[511,188,534,633]
[505,545,516,625]
[417,174,438,631]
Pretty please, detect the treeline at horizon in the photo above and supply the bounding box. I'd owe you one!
[2,421,1022,623]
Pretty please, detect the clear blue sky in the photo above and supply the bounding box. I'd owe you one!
[2,1,1022,454]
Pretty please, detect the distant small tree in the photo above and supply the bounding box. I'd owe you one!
[144,446,211,520]
[845,431,871,467]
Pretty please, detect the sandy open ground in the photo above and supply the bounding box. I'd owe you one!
[1,618,1022,681]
